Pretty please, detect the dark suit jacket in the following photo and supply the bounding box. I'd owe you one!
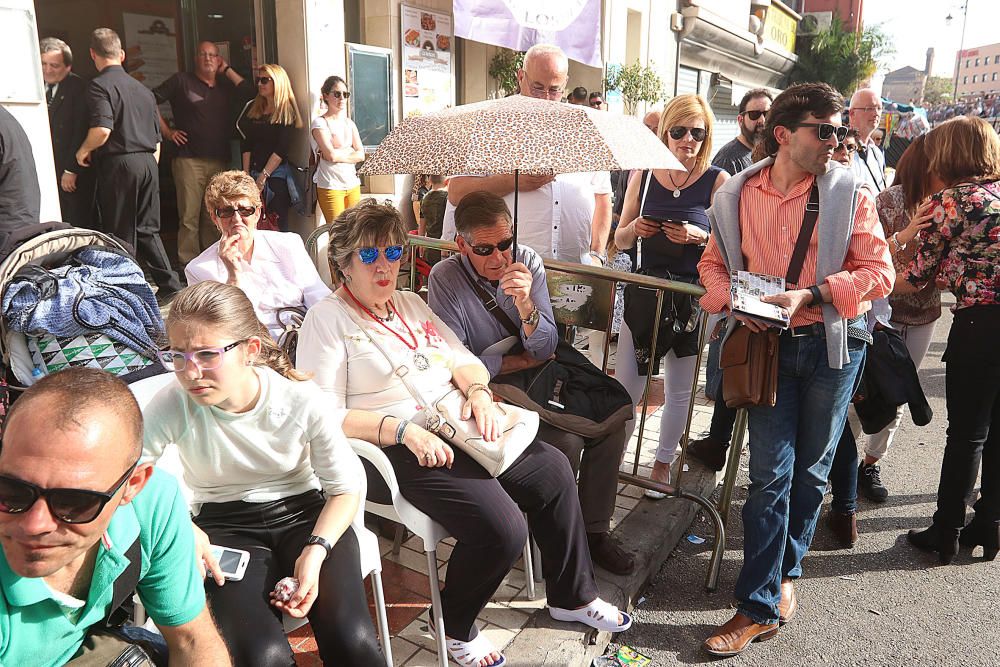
[47,72,90,176]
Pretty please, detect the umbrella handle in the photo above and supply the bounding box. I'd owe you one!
[512,169,519,261]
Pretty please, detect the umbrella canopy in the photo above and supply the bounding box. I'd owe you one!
[360,95,685,176]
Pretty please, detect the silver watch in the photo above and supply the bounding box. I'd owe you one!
[520,307,540,327]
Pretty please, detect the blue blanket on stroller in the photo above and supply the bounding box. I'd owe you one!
[2,247,164,356]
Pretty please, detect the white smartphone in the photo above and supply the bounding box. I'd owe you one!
[209,545,250,581]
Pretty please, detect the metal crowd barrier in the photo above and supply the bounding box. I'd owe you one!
[305,225,743,591]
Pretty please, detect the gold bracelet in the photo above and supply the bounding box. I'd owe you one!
[466,383,491,400]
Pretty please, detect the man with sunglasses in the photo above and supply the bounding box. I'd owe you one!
[711,89,773,177]
[0,368,229,665]
[427,191,635,575]
[697,83,894,657]
[848,88,887,193]
[154,41,252,265]
[442,44,613,268]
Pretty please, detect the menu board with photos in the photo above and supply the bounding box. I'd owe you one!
[400,5,453,118]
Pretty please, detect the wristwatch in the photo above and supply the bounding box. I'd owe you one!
[306,535,333,559]
[520,307,540,327]
[221,64,231,74]
[808,285,824,307]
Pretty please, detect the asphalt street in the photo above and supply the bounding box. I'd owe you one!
[612,302,1000,667]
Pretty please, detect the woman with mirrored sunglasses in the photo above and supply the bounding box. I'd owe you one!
[185,170,331,343]
[297,201,631,667]
[614,94,729,495]
[236,63,303,231]
[312,75,364,223]
[144,281,383,666]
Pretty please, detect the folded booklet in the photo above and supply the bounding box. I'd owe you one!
[730,270,791,329]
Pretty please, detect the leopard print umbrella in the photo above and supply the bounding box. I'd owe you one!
[360,95,685,176]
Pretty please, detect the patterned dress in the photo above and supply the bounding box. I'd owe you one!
[906,180,1000,309]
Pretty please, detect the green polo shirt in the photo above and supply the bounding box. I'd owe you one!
[0,468,205,666]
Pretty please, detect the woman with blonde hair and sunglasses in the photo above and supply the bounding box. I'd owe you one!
[312,75,364,222]
[614,93,729,495]
[185,170,330,343]
[237,64,304,231]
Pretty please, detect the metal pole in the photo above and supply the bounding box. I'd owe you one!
[631,289,666,476]
[673,312,709,491]
[953,2,970,101]
[716,408,748,524]
[512,169,519,259]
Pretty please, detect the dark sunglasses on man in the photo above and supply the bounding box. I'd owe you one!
[834,142,858,154]
[668,126,707,142]
[743,109,767,121]
[797,122,849,143]
[328,90,351,99]
[215,205,258,219]
[589,99,603,108]
[256,76,272,85]
[0,461,139,524]
[470,237,514,256]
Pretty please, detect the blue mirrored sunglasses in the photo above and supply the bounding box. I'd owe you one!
[358,245,404,264]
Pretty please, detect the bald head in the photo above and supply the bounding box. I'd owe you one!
[3,368,143,465]
[849,88,882,141]
[643,110,662,134]
[518,44,569,100]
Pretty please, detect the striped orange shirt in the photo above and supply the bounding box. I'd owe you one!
[698,166,894,327]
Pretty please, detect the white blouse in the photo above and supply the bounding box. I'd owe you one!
[296,290,483,418]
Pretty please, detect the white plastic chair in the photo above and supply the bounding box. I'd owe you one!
[128,375,392,666]
[350,438,451,667]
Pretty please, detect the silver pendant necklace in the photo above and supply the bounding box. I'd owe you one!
[667,168,695,198]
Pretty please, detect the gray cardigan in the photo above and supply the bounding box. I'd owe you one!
[707,158,864,369]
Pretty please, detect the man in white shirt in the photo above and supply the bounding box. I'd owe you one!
[848,88,886,193]
[441,44,613,265]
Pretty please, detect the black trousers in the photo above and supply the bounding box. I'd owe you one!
[57,169,99,229]
[934,306,1000,529]
[366,439,597,642]
[195,491,383,666]
[96,153,182,292]
[537,423,627,534]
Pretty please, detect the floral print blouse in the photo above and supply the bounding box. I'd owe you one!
[905,180,1000,310]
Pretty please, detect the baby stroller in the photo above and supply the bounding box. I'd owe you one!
[0,222,167,419]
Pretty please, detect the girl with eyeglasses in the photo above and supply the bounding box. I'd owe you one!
[613,93,729,496]
[236,63,304,231]
[185,170,330,343]
[312,75,365,223]
[296,201,632,667]
[142,281,384,666]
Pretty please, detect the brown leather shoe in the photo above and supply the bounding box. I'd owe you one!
[702,612,779,657]
[778,578,797,625]
[827,509,859,547]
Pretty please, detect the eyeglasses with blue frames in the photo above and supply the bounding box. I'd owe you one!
[358,246,404,264]
[797,122,849,143]
[0,460,139,524]
[158,339,247,372]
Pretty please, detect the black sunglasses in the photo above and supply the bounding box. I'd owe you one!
[797,122,849,143]
[256,76,272,85]
[668,126,707,142]
[328,90,351,99]
[470,237,514,256]
[835,142,858,154]
[744,109,767,121]
[0,461,139,524]
[215,205,258,219]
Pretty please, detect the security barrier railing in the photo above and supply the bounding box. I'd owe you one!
[306,225,748,591]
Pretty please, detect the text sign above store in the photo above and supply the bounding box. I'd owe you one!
[763,4,798,53]
[400,5,454,118]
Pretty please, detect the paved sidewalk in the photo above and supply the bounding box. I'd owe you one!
[293,347,726,666]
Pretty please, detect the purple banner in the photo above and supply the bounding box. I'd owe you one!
[453,0,602,68]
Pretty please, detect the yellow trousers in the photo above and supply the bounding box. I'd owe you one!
[317,185,362,223]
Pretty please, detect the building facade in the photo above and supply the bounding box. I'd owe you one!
[954,42,1000,99]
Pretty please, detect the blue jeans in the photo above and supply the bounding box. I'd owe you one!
[735,334,865,624]
[829,420,859,514]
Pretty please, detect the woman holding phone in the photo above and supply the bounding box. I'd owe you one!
[186,171,331,342]
[614,94,728,495]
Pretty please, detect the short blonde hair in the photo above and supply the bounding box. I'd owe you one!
[658,94,715,174]
[327,200,407,282]
[925,116,1000,187]
[203,170,262,213]
[248,64,303,128]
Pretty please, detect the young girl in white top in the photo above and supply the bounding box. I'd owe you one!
[311,75,365,223]
[142,281,382,666]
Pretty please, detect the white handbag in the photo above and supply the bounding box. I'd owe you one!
[336,299,538,477]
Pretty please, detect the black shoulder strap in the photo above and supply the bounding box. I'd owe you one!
[456,258,520,337]
[105,537,142,628]
[786,183,819,286]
